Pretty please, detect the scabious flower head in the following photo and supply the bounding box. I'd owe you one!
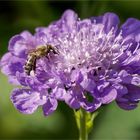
[1,9,140,116]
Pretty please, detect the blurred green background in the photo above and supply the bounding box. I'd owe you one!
[0,0,140,139]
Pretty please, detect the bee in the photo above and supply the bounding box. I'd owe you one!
[24,45,58,75]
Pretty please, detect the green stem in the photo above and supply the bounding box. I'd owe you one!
[79,108,88,140]
[74,109,99,140]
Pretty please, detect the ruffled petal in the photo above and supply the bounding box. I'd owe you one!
[97,81,110,92]
[65,90,80,109]
[8,31,38,58]
[11,89,45,114]
[102,12,120,33]
[116,85,140,110]
[8,58,24,75]
[99,87,117,104]
[61,9,78,32]
[1,55,24,76]
[118,70,132,83]
[80,95,101,112]
[42,97,58,116]
[0,52,12,67]
[121,18,140,51]
[121,18,140,38]
[20,31,33,39]
[35,9,78,40]
[126,85,140,101]
[91,12,120,34]
[80,78,96,93]
[131,76,140,86]
[117,100,138,110]
[70,69,83,84]
[8,35,27,58]
[113,84,128,98]
[52,86,66,100]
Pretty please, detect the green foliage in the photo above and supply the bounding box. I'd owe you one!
[91,103,140,140]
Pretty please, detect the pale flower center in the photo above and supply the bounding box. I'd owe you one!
[55,23,126,73]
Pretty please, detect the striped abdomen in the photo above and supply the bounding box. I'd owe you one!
[24,54,36,75]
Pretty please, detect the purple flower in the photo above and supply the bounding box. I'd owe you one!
[1,9,140,116]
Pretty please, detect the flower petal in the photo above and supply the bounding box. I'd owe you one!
[0,52,12,67]
[52,86,66,100]
[131,76,140,86]
[11,88,45,114]
[1,55,24,76]
[42,97,58,116]
[80,97,101,112]
[70,69,83,84]
[118,70,132,84]
[91,12,120,33]
[65,90,80,109]
[116,85,140,110]
[102,12,120,34]
[8,31,37,58]
[99,87,117,104]
[121,18,140,38]
[117,100,138,110]
[80,78,96,93]
[61,9,78,32]
[126,85,140,101]
[97,81,110,92]
[113,84,128,98]
[8,35,27,58]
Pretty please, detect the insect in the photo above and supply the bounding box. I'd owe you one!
[24,45,58,75]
